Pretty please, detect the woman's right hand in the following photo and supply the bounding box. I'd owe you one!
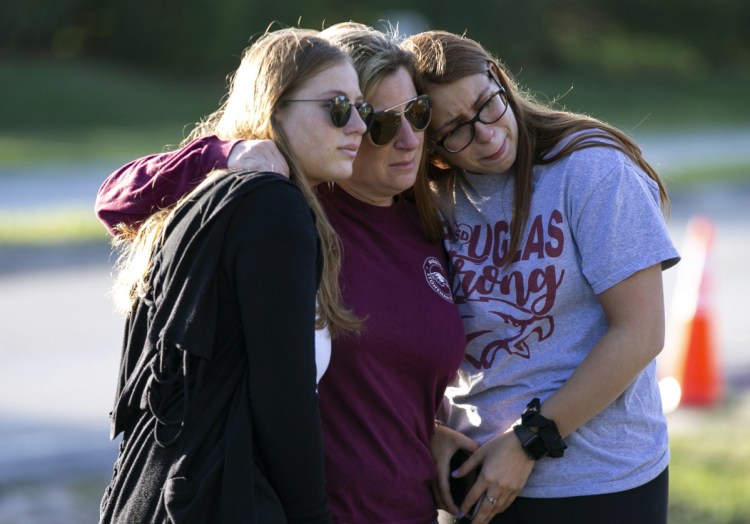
[452,430,535,523]
[228,140,290,177]
[430,424,480,515]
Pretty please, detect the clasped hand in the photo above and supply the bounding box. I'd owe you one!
[432,426,534,523]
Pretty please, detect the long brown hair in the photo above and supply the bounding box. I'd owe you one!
[403,30,669,261]
[114,28,360,337]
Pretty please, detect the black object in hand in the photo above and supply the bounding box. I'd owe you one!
[449,449,482,520]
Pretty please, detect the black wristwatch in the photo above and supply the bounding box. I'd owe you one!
[513,398,568,460]
[513,424,548,460]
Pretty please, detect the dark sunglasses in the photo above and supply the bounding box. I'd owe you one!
[367,95,431,147]
[285,95,374,128]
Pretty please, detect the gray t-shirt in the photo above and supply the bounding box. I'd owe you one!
[440,137,680,497]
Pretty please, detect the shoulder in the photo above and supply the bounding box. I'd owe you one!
[228,169,298,193]
[533,134,665,220]
[546,130,628,165]
[222,174,317,261]
[204,169,302,211]
[231,172,310,220]
[541,131,642,189]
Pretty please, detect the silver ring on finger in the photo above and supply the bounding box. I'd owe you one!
[486,495,497,506]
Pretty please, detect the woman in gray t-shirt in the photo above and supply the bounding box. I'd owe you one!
[405,30,679,524]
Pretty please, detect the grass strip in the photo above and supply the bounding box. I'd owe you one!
[0,208,108,245]
[667,398,750,524]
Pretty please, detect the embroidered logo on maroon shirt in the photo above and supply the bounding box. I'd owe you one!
[423,257,453,302]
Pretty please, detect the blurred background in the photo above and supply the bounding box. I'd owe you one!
[1,1,749,522]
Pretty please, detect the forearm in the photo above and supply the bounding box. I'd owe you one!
[539,264,666,436]
[95,135,236,234]
[542,327,662,437]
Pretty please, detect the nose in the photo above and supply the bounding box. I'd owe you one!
[473,121,494,143]
[346,108,369,136]
[394,114,421,149]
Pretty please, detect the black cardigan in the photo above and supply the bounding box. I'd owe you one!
[100,170,331,523]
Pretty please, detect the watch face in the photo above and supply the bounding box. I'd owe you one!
[526,433,548,460]
[514,424,549,460]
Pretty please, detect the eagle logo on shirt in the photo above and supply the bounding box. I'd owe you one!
[461,297,554,369]
[448,211,566,369]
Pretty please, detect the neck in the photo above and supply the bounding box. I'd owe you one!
[336,181,395,207]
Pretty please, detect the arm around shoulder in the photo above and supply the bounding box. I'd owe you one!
[95,135,236,235]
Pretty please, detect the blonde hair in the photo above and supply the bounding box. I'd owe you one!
[319,22,441,242]
[403,31,670,261]
[321,22,422,101]
[114,27,361,337]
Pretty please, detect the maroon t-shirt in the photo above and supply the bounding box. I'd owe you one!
[316,185,465,523]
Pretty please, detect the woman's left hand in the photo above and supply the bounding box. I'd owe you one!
[451,430,534,523]
[227,139,290,177]
[430,424,480,515]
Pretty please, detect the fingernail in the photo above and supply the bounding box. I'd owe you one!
[456,511,465,519]
[451,468,460,477]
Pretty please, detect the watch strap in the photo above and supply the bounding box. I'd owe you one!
[517,398,568,459]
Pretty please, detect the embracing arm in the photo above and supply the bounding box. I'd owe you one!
[228,180,330,522]
[95,134,293,236]
[455,264,666,523]
[95,136,237,234]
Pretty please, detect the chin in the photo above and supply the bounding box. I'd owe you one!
[393,170,418,185]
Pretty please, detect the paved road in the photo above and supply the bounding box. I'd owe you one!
[0,130,749,522]
[0,244,121,523]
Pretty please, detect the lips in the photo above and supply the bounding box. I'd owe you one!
[480,136,507,162]
[339,143,360,158]
[390,157,416,170]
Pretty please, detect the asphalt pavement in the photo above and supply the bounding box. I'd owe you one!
[1,129,749,522]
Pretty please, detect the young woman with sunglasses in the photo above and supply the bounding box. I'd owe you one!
[401,31,680,524]
[97,28,370,523]
[95,23,466,523]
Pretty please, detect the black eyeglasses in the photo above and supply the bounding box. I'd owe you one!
[367,95,431,147]
[285,95,374,129]
[431,77,508,153]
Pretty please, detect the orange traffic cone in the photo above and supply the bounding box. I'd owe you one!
[671,216,723,407]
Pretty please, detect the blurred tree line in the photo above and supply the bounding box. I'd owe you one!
[2,0,748,81]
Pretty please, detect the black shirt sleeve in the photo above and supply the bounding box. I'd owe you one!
[223,178,330,523]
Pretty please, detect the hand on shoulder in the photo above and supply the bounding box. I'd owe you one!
[228,140,290,178]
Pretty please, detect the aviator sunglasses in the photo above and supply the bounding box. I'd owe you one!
[284,95,374,129]
[367,95,431,147]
